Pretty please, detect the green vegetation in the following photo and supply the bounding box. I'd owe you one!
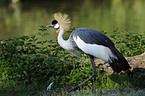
[104,28,145,57]
[0,26,145,95]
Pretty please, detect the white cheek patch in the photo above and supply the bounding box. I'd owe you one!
[54,23,60,29]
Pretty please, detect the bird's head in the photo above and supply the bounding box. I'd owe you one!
[46,13,71,34]
[46,20,60,34]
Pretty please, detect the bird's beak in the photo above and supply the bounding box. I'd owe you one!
[46,25,53,28]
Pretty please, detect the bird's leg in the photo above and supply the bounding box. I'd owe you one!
[67,74,95,92]
[67,55,97,93]
[88,55,97,93]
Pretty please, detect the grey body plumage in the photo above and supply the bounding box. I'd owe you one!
[72,28,114,47]
[68,28,131,73]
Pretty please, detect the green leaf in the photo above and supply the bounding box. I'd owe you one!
[23,71,28,76]
[28,40,33,42]
[31,35,36,39]
[32,45,36,47]
[43,41,47,43]
[44,33,49,35]
[37,41,42,44]
[34,38,39,41]
[39,29,43,31]
[26,42,32,45]
[36,47,41,49]
[36,32,41,35]
[43,28,47,31]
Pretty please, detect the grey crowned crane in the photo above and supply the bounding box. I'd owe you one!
[46,13,131,93]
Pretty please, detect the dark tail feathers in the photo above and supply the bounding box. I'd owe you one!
[109,46,131,73]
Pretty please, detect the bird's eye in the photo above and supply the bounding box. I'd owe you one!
[52,20,58,25]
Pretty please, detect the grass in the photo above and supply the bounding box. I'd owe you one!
[0,26,145,95]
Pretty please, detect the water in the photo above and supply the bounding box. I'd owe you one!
[0,0,145,40]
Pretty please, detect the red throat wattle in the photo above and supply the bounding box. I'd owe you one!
[56,30,59,34]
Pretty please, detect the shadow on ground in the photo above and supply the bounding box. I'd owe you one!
[109,67,145,89]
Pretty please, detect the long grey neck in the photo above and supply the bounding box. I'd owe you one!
[57,27,72,50]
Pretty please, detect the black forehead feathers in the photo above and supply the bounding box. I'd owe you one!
[52,20,58,25]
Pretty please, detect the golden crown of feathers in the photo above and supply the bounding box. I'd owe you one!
[53,13,71,31]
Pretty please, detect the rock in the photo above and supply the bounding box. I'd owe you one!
[94,52,145,74]
[127,52,145,68]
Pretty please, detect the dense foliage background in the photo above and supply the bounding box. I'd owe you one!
[0,26,145,95]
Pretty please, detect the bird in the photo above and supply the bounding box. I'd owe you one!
[46,12,131,93]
